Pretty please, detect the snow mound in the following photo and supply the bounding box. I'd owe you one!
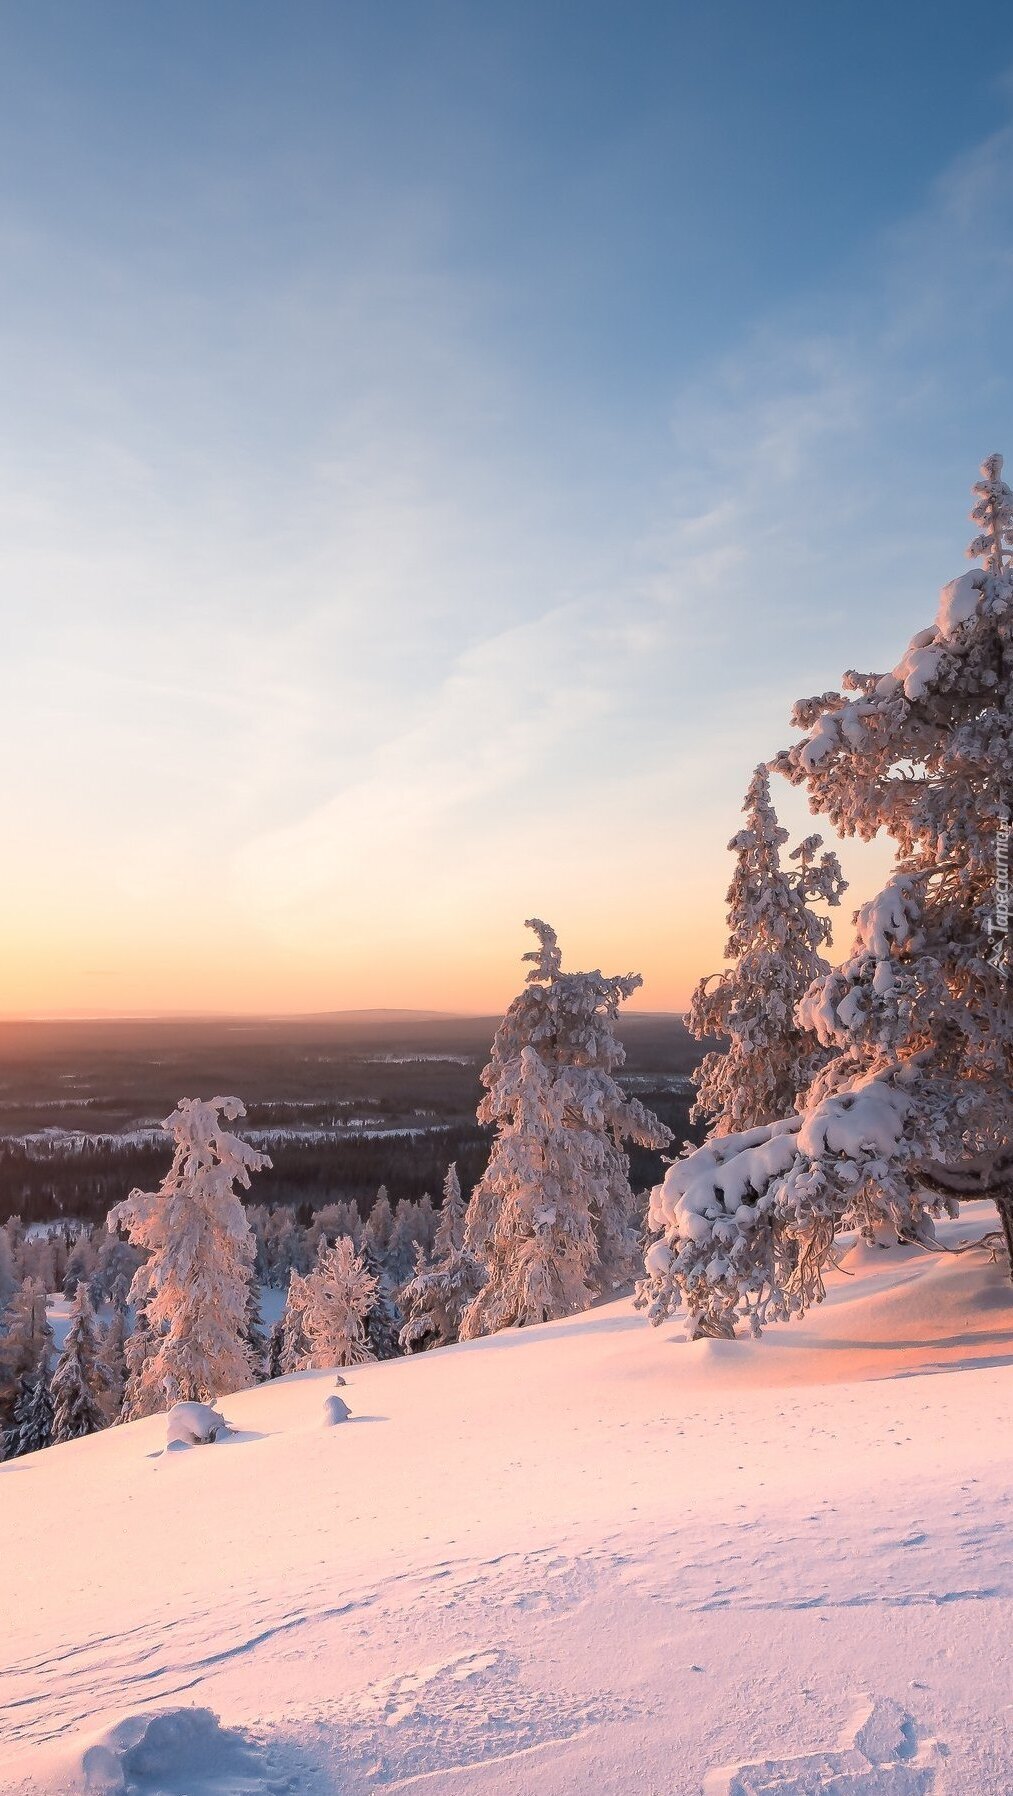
[79,1706,289,1793]
[705,1695,940,1795]
[165,1401,229,1449]
[322,1393,351,1425]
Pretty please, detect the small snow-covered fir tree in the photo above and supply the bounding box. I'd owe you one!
[0,1223,17,1305]
[460,921,671,1338]
[689,765,846,1132]
[279,1270,311,1373]
[267,1318,284,1379]
[363,1187,394,1261]
[243,1275,268,1382]
[51,1285,107,1443]
[108,1096,270,1416]
[98,1296,129,1423]
[360,1242,404,1359]
[398,1163,484,1350]
[386,1199,424,1285]
[300,1236,377,1368]
[640,456,1013,1338]
[0,1277,53,1432]
[11,1365,54,1456]
[119,1307,156,1422]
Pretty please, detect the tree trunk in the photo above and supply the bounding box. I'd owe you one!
[996,1195,1013,1284]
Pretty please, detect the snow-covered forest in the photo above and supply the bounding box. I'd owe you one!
[3,457,1009,1457]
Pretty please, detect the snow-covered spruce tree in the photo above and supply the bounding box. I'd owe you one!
[51,1285,107,1443]
[279,1270,311,1374]
[689,765,846,1132]
[360,1242,404,1359]
[119,1308,156,1422]
[0,1276,53,1432]
[460,920,671,1338]
[300,1236,377,1369]
[386,1199,425,1285]
[0,1223,18,1305]
[108,1096,270,1415]
[639,456,1013,1339]
[398,1163,484,1350]
[267,1318,284,1379]
[363,1187,394,1262]
[243,1275,268,1382]
[98,1296,129,1423]
[12,1364,54,1456]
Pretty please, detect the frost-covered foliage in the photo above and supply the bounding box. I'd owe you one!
[300,1237,377,1369]
[51,1285,107,1443]
[11,1363,54,1456]
[279,1272,311,1374]
[108,1097,270,1416]
[399,1164,484,1351]
[461,921,671,1338]
[642,458,1013,1337]
[363,1187,394,1260]
[689,765,846,1132]
[243,1278,268,1383]
[361,1243,404,1359]
[0,1276,52,1434]
[98,1298,129,1423]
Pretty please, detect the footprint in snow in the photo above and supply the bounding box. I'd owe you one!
[704,1696,941,1795]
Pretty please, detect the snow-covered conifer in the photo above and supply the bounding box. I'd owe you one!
[360,1242,404,1359]
[460,921,671,1337]
[108,1096,270,1416]
[279,1271,311,1374]
[119,1308,157,1422]
[0,1277,53,1431]
[398,1164,483,1351]
[300,1237,377,1368]
[51,1285,107,1443]
[267,1319,284,1379]
[98,1297,129,1423]
[640,457,1013,1337]
[689,765,846,1133]
[262,1207,307,1285]
[363,1187,394,1261]
[0,1225,16,1306]
[12,1365,54,1456]
[386,1199,423,1285]
[243,1276,268,1382]
[434,1163,466,1257]
[62,1233,97,1300]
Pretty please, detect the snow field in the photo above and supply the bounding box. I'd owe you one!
[1,1207,1011,1795]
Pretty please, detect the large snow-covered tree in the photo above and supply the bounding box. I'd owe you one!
[689,765,846,1132]
[460,920,671,1337]
[640,456,1013,1338]
[51,1285,107,1443]
[399,1163,484,1351]
[108,1096,270,1415]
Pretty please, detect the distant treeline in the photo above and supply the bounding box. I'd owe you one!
[0,1087,695,1229]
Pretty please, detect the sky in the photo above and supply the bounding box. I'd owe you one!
[0,1,1011,1017]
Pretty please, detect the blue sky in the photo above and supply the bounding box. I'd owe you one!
[0,3,1011,1013]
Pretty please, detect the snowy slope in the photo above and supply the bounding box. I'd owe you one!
[2,1208,1012,1796]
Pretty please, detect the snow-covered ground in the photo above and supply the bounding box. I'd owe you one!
[3,1207,1012,1795]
